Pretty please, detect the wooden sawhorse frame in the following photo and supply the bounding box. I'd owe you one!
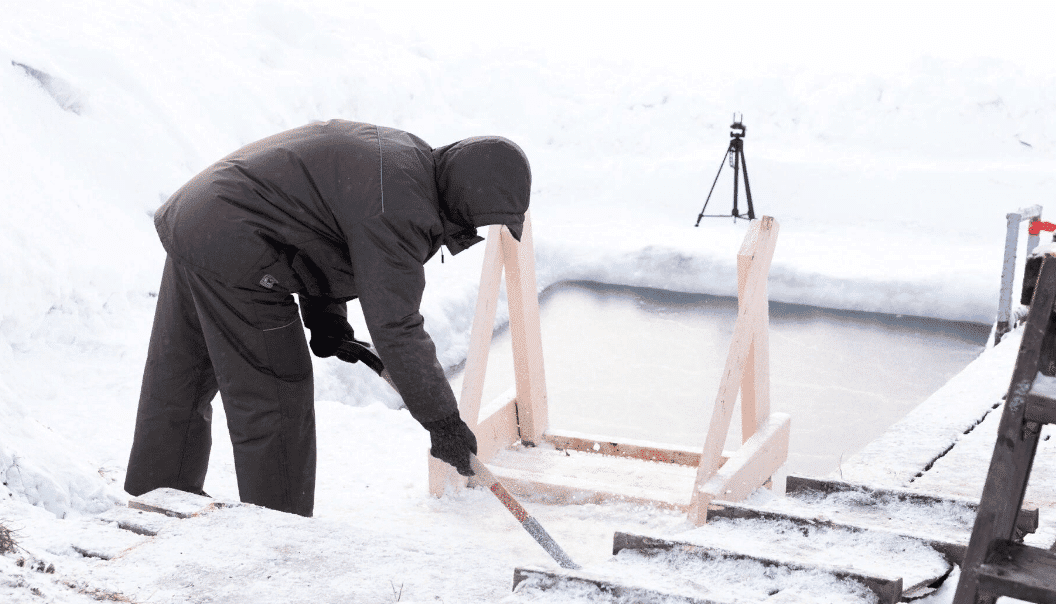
[429,213,790,526]
[953,253,1056,603]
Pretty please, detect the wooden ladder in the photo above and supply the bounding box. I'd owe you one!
[953,253,1056,603]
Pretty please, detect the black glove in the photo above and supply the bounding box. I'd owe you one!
[333,339,386,375]
[421,413,478,477]
[305,313,355,359]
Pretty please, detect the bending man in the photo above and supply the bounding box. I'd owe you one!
[124,120,531,517]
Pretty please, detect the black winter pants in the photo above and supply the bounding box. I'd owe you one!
[125,256,316,517]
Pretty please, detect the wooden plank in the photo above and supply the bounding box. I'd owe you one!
[737,233,759,441]
[512,566,728,604]
[975,543,1056,603]
[458,224,505,429]
[693,217,779,501]
[544,429,704,466]
[612,532,903,604]
[128,488,217,518]
[690,412,789,523]
[486,446,698,510]
[502,211,549,443]
[474,395,520,463]
[704,501,967,567]
[785,475,1039,537]
[1025,391,1056,424]
[737,227,771,442]
[97,505,174,536]
[954,253,1056,604]
[428,452,465,497]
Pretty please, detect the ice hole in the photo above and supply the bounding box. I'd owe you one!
[448,280,989,478]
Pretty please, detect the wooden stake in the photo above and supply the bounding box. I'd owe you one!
[458,225,505,430]
[502,211,549,442]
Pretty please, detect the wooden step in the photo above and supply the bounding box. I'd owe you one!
[704,499,967,566]
[513,566,723,604]
[127,488,227,518]
[613,531,903,604]
[97,505,175,536]
[1026,372,1056,424]
[785,475,1039,538]
[975,542,1056,602]
[486,444,698,509]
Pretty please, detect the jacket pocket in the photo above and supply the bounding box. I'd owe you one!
[262,318,313,382]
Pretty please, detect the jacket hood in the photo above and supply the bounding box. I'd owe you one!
[433,136,531,255]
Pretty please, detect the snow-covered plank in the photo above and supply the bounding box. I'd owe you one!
[487,444,697,509]
[62,517,151,560]
[127,487,220,518]
[515,545,884,603]
[704,500,967,566]
[785,475,1039,537]
[85,503,470,603]
[671,511,950,598]
[96,505,174,536]
[612,531,903,604]
[512,566,727,604]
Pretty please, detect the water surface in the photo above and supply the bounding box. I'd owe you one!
[449,280,989,478]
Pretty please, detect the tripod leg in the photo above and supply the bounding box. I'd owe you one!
[739,148,756,220]
[696,146,733,226]
[732,143,741,218]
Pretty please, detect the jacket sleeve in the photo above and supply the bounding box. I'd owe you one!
[347,214,459,425]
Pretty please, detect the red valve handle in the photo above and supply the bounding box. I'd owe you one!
[1029,220,1056,236]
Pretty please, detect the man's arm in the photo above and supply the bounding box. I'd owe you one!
[347,216,459,425]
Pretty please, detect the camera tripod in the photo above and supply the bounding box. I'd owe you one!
[695,115,756,224]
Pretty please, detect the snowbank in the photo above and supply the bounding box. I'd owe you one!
[0,380,119,517]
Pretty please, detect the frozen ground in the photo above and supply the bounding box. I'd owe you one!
[2,1,1055,602]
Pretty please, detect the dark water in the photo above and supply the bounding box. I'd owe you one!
[450,280,989,477]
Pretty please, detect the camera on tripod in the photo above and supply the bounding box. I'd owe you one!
[695,113,756,224]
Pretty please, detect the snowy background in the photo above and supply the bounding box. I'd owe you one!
[1,0,1055,602]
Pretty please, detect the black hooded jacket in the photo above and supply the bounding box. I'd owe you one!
[154,120,531,423]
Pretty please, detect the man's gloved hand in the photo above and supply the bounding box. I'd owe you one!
[305,313,356,359]
[421,413,478,476]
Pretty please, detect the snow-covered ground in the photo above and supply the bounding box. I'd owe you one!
[2,1,1055,602]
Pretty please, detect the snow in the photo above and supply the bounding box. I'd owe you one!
[2,0,1055,602]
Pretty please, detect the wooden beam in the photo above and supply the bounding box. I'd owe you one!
[458,225,505,429]
[692,217,779,511]
[474,395,520,463]
[502,211,549,443]
[690,412,790,524]
[544,429,704,466]
[954,254,1056,604]
[428,453,465,497]
[975,542,1056,603]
